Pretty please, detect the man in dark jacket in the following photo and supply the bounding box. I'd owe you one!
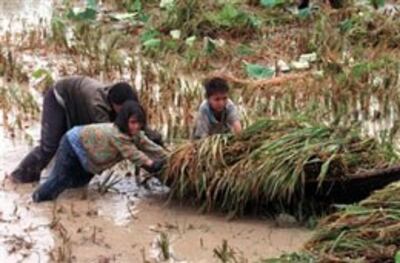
[11,76,162,183]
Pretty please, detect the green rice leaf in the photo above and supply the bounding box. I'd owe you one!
[244,63,275,79]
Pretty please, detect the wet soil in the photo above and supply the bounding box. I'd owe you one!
[0,125,312,262]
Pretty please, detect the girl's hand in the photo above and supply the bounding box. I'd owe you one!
[142,158,166,174]
[144,159,154,167]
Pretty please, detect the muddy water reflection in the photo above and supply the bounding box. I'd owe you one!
[0,125,54,262]
[0,0,52,33]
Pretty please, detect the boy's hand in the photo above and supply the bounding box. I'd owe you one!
[231,120,242,135]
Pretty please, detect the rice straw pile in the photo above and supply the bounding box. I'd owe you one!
[300,181,400,262]
[161,117,398,216]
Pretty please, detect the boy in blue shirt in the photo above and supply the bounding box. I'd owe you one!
[192,77,242,139]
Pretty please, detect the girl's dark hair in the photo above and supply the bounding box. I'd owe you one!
[204,77,229,98]
[114,101,147,135]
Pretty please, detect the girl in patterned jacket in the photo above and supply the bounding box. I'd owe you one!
[32,101,166,202]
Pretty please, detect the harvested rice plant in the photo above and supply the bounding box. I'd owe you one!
[265,181,400,262]
[161,116,400,218]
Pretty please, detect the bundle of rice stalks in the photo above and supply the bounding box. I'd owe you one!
[300,181,400,262]
[311,3,400,53]
[0,83,40,135]
[159,0,302,40]
[160,0,261,39]
[342,7,400,49]
[161,117,398,216]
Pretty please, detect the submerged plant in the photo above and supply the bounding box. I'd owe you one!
[0,83,40,135]
[261,252,316,263]
[157,232,171,261]
[96,171,122,194]
[213,239,238,263]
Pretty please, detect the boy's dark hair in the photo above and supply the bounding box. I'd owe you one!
[204,77,229,98]
[114,101,147,135]
[108,82,138,105]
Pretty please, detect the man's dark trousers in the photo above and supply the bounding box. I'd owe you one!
[11,88,67,183]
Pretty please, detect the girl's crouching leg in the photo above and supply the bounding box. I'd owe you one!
[70,172,94,188]
[32,177,67,202]
[32,134,79,202]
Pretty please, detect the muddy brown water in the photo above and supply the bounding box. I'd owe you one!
[0,125,312,262]
[0,0,52,34]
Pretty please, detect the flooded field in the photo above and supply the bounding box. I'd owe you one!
[0,0,52,33]
[0,125,312,262]
[2,0,400,262]
[0,3,313,261]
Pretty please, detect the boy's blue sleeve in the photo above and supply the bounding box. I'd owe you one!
[226,100,240,125]
[192,111,210,139]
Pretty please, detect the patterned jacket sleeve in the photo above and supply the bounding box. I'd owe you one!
[137,132,167,160]
[111,133,152,166]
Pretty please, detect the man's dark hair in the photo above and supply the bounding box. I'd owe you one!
[298,0,309,9]
[204,77,229,98]
[108,82,138,105]
[298,0,342,9]
[114,101,147,135]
